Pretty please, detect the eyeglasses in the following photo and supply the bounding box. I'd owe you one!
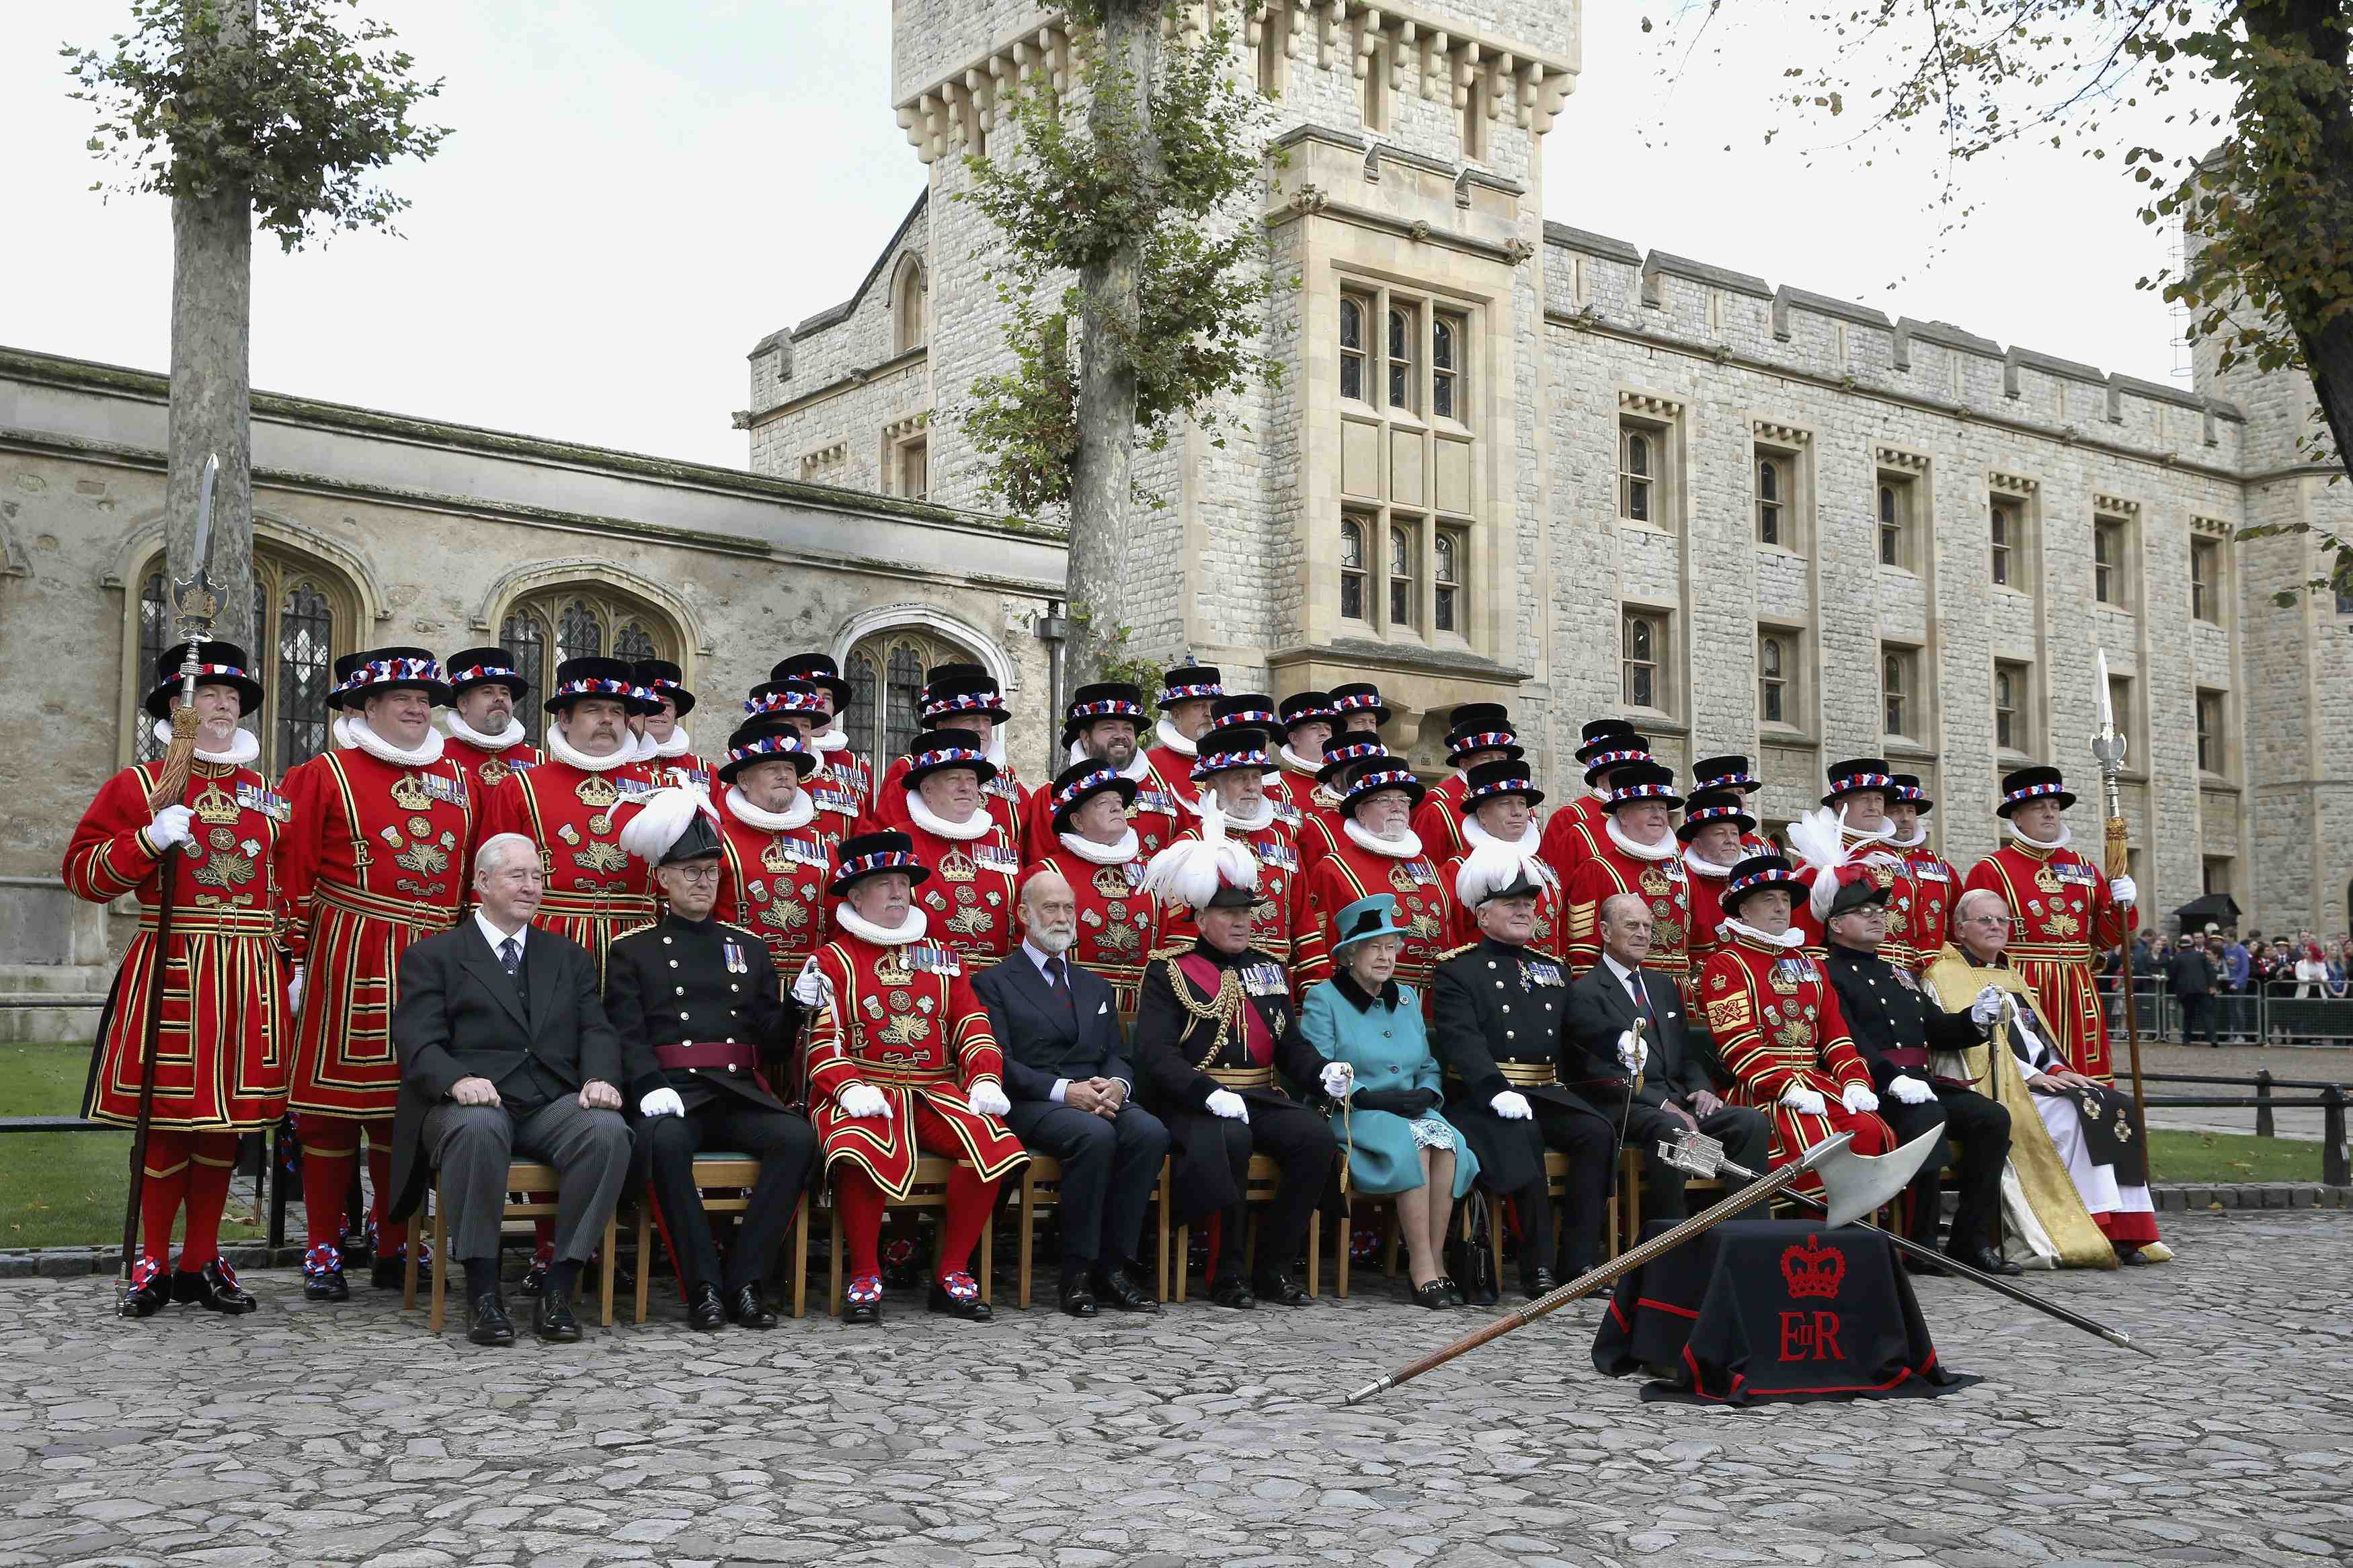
[668,864,723,884]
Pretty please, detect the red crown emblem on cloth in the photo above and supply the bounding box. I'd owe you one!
[1780,1235,1845,1299]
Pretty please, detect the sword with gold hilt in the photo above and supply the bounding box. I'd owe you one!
[1608,1010,1649,1216]
[2089,649,2151,1159]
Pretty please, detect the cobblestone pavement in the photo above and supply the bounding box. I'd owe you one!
[1,1210,2348,1568]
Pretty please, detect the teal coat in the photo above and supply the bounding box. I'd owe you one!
[1300,976,1479,1199]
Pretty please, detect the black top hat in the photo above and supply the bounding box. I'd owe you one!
[329,646,452,711]
[1461,757,1545,813]
[902,727,998,789]
[1316,737,1389,784]
[920,670,1010,727]
[631,659,696,717]
[1677,788,1757,842]
[1327,681,1392,727]
[1157,664,1224,708]
[1061,682,1148,746]
[718,717,820,784]
[830,829,931,897]
[1047,757,1139,831]
[1279,691,1339,733]
[1191,725,1272,781]
[1720,853,1807,917]
[142,638,265,721]
[768,653,852,712]
[544,655,655,716]
[443,646,529,702]
[1210,692,1280,731]
[1821,757,1897,807]
[1603,758,1685,811]
[1338,755,1425,815]
[925,661,989,686]
[1444,704,1523,764]
[744,676,829,723]
[1997,766,2075,817]
[1576,718,1644,764]
[1581,729,1653,785]
[1691,753,1763,795]
[1890,772,1936,813]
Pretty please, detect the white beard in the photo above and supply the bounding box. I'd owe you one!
[1058,827,1140,865]
[1605,817,1680,862]
[1026,925,1077,957]
[339,712,446,768]
[2010,821,2075,853]
[444,710,528,751]
[725,784,815,833]
[1343,817,1423,859]
[1154,716,1198,757]
[153,719,260,768]
[906,789,991,841]
[545,723,638,772]
[837,903,928,946]
[1191,789,1274,832]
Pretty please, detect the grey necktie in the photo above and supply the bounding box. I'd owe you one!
[499,937,521,976]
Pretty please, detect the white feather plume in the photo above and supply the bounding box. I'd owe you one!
[1786,803,1849,921]
[1142,792,1259,911]
[618,785,715,867]
[1453,833,1556,907]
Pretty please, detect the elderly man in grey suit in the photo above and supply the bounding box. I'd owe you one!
[387,832,634,1346]
[972,867,1169,1317]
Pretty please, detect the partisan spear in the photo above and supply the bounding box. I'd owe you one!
[2090,649,2151,1148]
[118,454,220,1312]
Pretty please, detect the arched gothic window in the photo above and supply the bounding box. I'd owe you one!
[496,585,681,745]
[893,257,928,356]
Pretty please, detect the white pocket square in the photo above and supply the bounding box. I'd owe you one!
[1097,1001,1109,1014]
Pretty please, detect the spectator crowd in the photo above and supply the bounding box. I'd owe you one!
[2095,926,2353,1046]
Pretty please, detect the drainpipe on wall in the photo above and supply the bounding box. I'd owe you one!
[1037,600,1070,757]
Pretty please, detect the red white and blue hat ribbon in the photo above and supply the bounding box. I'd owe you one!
[333,655,444,696]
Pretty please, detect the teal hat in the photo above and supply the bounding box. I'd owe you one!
[1331,893,1410,953]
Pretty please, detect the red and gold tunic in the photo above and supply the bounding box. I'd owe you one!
[1411,773,1472,863]
[1025,838,1160,1020]
[279,745,475,1116]
[1536,792,1609,885]
[1699,933,1890,1197]
[1019,759,1183,861]
[446,737,540,804]
[1153,811,1306,968]
[639,739,715,796]
[1683,854,1734,977]
[477,758,655,979]
[809,742,873,812]
[1562,835,1692,997]
[1962,838,2134,1082]
[65,759,292,1130]
[804,934,1028,1198]
[1296,833,1449,995]
[1897,839,1960,973]
[1793,833,1923,969]
[712,800,841,975]
[871,755,1029,858]
[899,816,1023,970]
[1284,778,1351,876]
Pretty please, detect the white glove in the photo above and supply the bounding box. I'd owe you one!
[1841,1082,1881,1114]
[1616,1029,1648,1074]
[1318,1061,1355,1100]
[639,1087,686,1118]
[147,804,195,850]
[1490,1089,1533,1121]
[789,959,830,1008]
[2109,875,2137,908]
[1781,1085,1827,1116]
[1886,1074,1933,1106]
[967,1081,1011,1118]
[1205,1089,1250,1122]
[1969,985,2005,1026]
[286,964,305,1016]
[838,1083,891,1120]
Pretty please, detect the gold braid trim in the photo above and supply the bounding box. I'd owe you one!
[1159,954,1249,1072]
[1435,941,1478,962]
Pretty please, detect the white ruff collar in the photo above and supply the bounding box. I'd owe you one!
[1059,828,1140,866]
[725,785,815,833]
[1154,717,1198,757]
[906,790,990,841]
[1888,825,1930,851]
[340,712,445,768]
[445,710,528,752]
[811,719,848,754]
[153,720,261,768]
[836,905,928,945]
[1725,918,1805,950]
[651,727,694,760]
[1343,817,1423,859]
[2010,822,2075,853]
[1605,818,1680,862]
[1843,819,1896,846]
[1066,739,1154,784]
[1278,744,1322,777]
[1683,846,1735,880]
[546,723,637,773]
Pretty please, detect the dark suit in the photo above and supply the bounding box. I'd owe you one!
[1564,957,1770,1223]
[608,912,817,1296]
[2168,946,2219,1046]
[387,919,633,1266]
[973,946,1170,1276]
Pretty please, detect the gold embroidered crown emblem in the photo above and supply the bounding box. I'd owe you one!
[939,845,978,883]
[389,774,433,811]
[190,780,242,827]
[574,775,621,809]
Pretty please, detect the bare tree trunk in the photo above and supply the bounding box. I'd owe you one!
[165,0,255,649]
[1064,0,1164,685]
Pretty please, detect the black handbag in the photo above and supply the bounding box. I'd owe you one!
[1446,1189,1501,1305]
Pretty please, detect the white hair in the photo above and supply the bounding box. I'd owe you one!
[1599,891,1649,928]
[1020,865,1072,913]
[475,832,539,881]
[1955,886,2010,924]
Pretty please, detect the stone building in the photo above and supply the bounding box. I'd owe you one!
[742,0,2352,942]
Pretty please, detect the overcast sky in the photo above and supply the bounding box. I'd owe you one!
[2,2,2213,470]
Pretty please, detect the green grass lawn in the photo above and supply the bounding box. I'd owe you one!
[2145,1127,2336,1185]
[0,1042,269,1251]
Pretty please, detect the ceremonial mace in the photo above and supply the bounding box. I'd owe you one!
[118,455,220,1308]
[1343,1127,1934,1405]
[2090,650,2151,1151]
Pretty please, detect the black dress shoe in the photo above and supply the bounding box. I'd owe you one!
[303,1266,350,1303]
[118,1265,172,1319]
[1253,1272,1311,1307]
[1412,1280,1453,1310]
[372,1251,425,1292]
[175,1260,258,1315]
[1521,1268,1559,1300]
[1092,1265,1160,1313]
[2115,1245,2150,1266]
[467,1292,516,1347]
[1948,1245,2022,1277]
[534,1292,583,1343]
[1058,1280,1100,1318]
[686,1282,727,1331]
[1208,1276,1255,1309]
[727,1284,779,1329]
[927,1277,993,1322]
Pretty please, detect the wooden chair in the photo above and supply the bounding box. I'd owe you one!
[629,1155,809,1323]
[1480,1151,1618,1283]
[403,1160,620,1333]
[1167,1154,1324,1303]
[1618,1147,1720,1250]
[822,1155,995,1316]
[1010,1155,1183,1307]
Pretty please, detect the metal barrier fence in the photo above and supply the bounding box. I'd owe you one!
[2098,980,2353,1045]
